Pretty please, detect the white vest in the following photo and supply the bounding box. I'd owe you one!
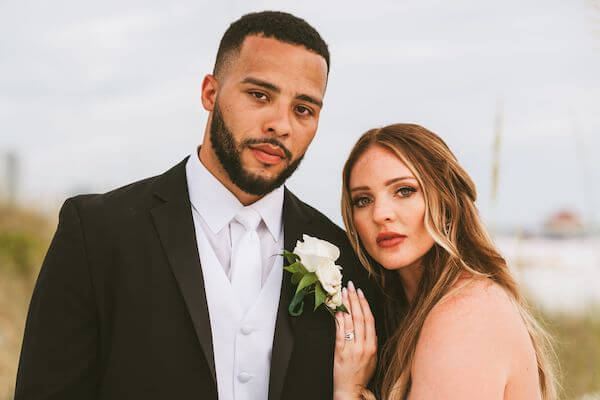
[195,223,282,400]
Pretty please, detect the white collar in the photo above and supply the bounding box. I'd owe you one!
[185,147,284,240]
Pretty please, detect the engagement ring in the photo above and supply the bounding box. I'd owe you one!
[344,331,355,341]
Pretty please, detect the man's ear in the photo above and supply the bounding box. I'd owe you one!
[201,74,218,111]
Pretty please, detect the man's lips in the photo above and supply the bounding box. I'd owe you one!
[376,231,407,248]
[249,144,286,165]
[249,144,285,158]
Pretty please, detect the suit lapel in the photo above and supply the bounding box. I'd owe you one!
[268,188,312,400]
[150,161,312,397]
[150,158,217,383]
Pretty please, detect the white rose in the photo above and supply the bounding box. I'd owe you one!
[316,262,342,295]
[325,290,342,309]
[293,234,340,273]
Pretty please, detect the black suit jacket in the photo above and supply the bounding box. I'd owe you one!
[15,158,380,400]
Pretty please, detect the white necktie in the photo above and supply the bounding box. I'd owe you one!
[230,207,262,314]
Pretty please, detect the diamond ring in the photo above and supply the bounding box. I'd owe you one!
[344,331,355,341]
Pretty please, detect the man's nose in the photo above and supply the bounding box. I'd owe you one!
[263,104,291,137]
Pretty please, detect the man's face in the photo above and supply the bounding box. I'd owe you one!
[207,35,328,196]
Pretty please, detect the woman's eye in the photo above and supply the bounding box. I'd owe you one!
[352,196,372,208]
[396,186,416,197]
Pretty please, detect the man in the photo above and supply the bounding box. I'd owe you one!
[16,11,378,400]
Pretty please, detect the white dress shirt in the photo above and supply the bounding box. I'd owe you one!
[185,147,284,286]
[185,147,285,400]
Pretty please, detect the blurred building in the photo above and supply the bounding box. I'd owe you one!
[543,209,586,238]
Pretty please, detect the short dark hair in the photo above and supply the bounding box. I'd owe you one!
[213,11,330,77]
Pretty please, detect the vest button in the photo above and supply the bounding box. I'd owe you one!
[238,372,252,383]
[241,325,253,335]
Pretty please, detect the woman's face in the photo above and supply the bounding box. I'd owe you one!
[349,145,435,271]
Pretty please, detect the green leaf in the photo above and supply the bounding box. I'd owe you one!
[296,262,309,274]
[288,287,308,316]
[282,250,300,265]
[337,304,349,314]
[283,266,294,274]
[291,272,303,285]
[283,261,301,274]
[284,261,311,276]
[314,283,327,311]
[295,273,318,295]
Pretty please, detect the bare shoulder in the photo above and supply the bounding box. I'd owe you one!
[409,277,534,398]
[425,277,523,340]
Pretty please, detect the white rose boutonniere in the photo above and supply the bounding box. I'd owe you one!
[283,234,348,316]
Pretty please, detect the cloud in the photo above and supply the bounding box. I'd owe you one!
[0,0,598,227]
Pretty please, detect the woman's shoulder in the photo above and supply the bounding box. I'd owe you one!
[409,276,534,397]
[417,276,522,361]
[429,275,521,331]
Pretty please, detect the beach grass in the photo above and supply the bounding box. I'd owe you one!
[547,308,600,399]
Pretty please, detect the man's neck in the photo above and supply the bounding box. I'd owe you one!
[198,145,262,206]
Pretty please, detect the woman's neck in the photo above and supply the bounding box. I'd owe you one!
[397,261,424,304]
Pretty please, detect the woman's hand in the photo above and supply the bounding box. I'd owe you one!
[333,281,378,400]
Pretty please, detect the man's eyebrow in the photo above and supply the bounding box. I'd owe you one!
[296,94,322,108]
[350,176,416,192]
[241,76,323,108]
[241,77,280,92]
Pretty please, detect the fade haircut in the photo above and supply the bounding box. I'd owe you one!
[213,11,330,78]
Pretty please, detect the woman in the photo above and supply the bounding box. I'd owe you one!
[332,124,557,399]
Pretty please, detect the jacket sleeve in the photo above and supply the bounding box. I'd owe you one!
[15,198,99,400]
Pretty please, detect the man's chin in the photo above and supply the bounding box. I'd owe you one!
[228,151,302,196]
[235,174,285,196]
[242,169,282,186]
[241,156,287,176]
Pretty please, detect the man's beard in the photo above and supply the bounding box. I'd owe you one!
[210,102,304,196]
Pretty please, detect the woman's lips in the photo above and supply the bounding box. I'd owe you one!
[249,144,285,165]
[376,232,407,248]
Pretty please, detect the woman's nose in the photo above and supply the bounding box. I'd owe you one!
[371,197,395,224]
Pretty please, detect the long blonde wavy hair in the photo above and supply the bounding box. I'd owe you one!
[341,124,557,399]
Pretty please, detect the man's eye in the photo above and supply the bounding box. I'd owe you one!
[249,91,267,101]
[397,186,416,197]
[352,196,372,208]
[295,105,313,116]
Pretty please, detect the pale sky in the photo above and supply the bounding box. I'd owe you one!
[1,0,599,229]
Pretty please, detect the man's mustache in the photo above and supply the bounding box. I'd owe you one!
[243,138,292,161]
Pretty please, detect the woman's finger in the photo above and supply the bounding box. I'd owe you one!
[358,288,377,354]
[335,311,345,354]
[342,287,354,344]
[348,281,365,348]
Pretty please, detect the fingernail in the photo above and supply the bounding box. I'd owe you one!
[357,288,364,298]
[342,287,348,296]
[348,281,355,291]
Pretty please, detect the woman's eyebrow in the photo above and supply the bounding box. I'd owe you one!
[384,176,415,186]
[350,176,415,192]
[350,185,369,193]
